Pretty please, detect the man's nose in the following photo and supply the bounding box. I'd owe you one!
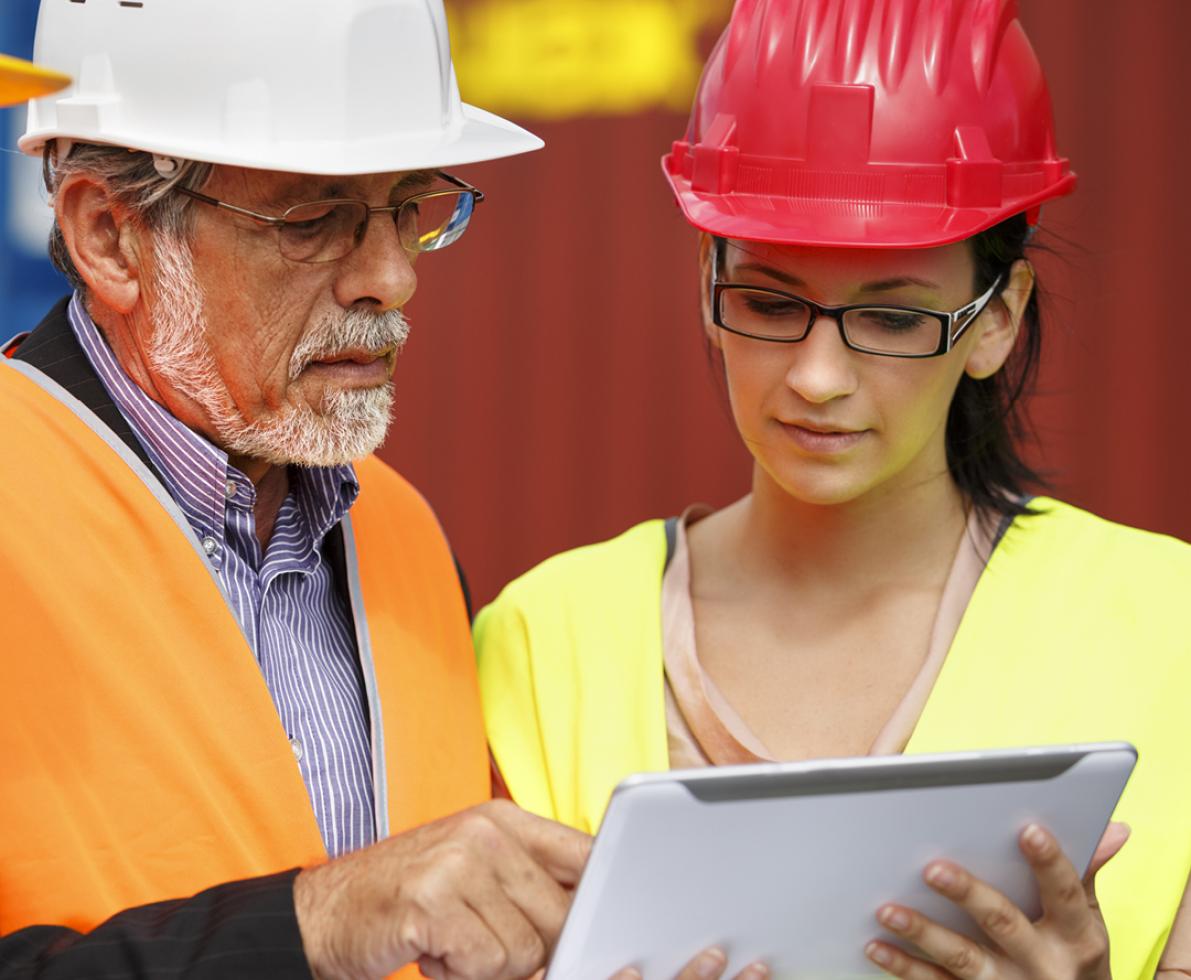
[333,211,417,312]
[783,315,860,405]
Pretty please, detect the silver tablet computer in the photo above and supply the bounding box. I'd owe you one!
[547,742,1136,980]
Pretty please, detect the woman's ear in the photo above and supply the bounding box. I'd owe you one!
[54,174,144,314]
[698,233,723,349]
[965,258,1034,380]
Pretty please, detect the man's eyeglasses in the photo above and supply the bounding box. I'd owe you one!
[711,239,1003,359]
[174,171,484,264]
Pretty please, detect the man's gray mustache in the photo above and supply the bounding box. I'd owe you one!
[289,309,411,381]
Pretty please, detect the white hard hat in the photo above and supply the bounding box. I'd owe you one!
[19,0,542,175]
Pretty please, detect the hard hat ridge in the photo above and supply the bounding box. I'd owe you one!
[664,0,1072,248]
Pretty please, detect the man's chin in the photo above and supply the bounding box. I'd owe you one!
[218,390,394,469]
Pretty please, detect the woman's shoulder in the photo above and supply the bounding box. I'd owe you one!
[478,518,670,626]
[1012,497,1190,571]
[989,497,1191,639]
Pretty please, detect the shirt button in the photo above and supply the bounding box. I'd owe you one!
[201,536,218,556]
[289,738,304,761]
[225,481,238,499]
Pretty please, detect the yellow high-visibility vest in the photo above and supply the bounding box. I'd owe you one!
[476,499,1191,980]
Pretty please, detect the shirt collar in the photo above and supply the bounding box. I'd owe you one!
[66,292,359,550]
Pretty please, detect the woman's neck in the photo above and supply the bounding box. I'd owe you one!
[710,463,970,600]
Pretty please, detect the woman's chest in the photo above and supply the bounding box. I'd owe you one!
[691,589,943,761]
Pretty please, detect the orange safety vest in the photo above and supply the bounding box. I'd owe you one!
[0,358,488,975]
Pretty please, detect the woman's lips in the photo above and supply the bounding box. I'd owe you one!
[779,421,868,454]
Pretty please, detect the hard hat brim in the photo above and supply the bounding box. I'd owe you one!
[19,101,543,176]
[664,162,1077,249]
[0,54,70,108]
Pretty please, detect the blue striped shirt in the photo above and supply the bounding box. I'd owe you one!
[67,294,375,857]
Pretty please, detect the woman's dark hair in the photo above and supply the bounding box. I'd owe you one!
[950,213,1045,520]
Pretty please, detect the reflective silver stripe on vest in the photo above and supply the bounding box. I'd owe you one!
[2,357,254,652]
[3,356,390,839]
[339,511,389,840]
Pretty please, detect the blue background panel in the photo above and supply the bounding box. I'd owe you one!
[1,0,70,344]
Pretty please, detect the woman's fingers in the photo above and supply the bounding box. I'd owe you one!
[668,947,770,980]
[1083,822,1130,881]
[865,936,964,980]
[873,901,999,980]
[918,860,1039,967]
[674,948,728,980]
[1018,824,1104,938]
[868,827,1121,980]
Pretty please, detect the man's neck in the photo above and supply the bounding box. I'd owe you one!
[232,454,290,552]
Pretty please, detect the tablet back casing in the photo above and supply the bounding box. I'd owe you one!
[547,743,1135,980]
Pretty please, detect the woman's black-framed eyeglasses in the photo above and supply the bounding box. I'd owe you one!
[711,239,1003,359]
[174,171,484,264]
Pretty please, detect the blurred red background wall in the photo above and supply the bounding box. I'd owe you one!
[383,0,1191,608]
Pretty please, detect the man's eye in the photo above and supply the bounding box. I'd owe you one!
[283,202,338,226]
[282,211,338,241]
[287,216,326,231]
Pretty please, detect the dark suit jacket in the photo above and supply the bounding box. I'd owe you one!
[0,300,315,978]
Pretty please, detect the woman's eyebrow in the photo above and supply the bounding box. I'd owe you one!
[734,262,806,288]
[859,276,941,292]
[733,263,941,294]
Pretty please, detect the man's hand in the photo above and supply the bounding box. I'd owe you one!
[294,799,591,980]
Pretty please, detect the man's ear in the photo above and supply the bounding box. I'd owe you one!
[698,233,722,350]
[965,258,1034,380]
[54,174,144,314]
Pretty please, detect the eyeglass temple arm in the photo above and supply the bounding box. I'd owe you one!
[175,186,291,229]
[437,170,485,204]
[949,274,1004,344]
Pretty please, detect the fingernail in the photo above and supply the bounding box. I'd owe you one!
[694,948,727,979]
[740,964,770,980]
[926,863,956,889]
[878,905,912,931]
[1022,823,1048,852]
[866,941,894,967]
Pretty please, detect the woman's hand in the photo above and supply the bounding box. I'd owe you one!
[610,947,769,980]
[864,822,1130,980]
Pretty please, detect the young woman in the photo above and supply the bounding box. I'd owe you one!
[474,1,1190,978]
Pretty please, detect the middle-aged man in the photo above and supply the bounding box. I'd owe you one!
[0,2,592,978]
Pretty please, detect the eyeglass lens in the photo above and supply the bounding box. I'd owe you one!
[278,191,477,263]
[718,288,945,356]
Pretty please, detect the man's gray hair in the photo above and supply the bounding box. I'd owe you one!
[43,143,213,291]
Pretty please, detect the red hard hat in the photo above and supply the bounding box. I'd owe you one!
[663,0,1074,248]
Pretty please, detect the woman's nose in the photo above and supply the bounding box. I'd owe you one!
[783,316,860,404]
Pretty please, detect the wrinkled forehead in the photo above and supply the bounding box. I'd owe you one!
[202,165,437,208]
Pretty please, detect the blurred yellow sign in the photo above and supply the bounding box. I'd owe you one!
[447,0,729,119]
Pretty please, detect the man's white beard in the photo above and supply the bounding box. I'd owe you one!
[145,233,409,468]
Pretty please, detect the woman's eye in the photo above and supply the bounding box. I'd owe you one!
[743,296,806,318]
[854,310,930,332]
